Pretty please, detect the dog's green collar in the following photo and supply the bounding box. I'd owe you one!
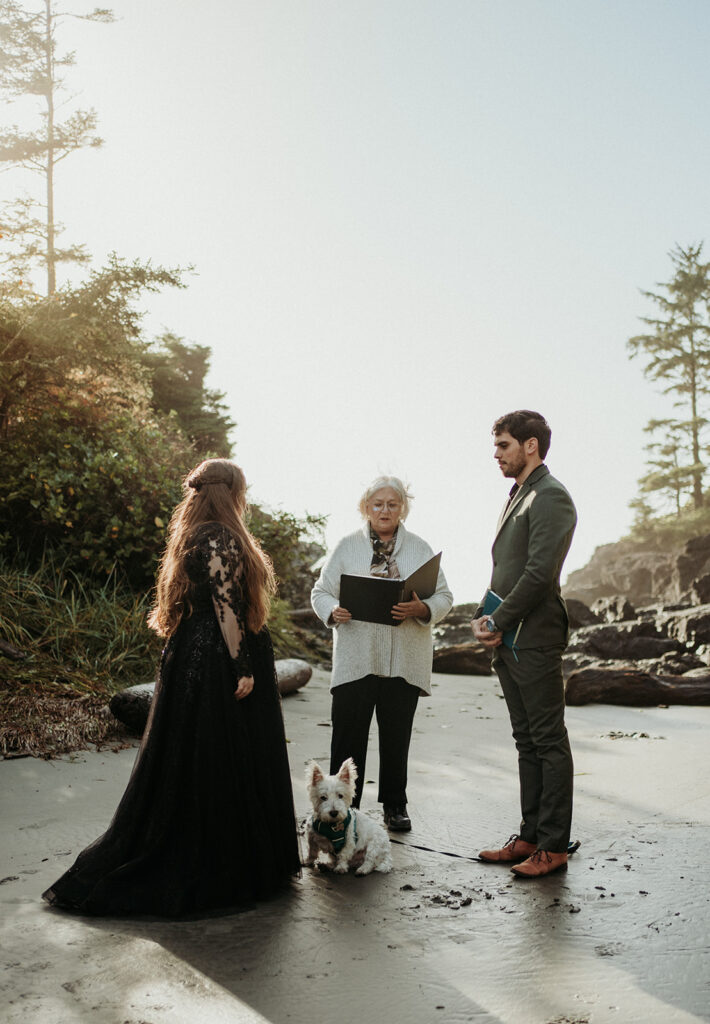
[312,809,354,853]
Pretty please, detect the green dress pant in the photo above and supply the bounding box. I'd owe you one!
[493,644,573,853]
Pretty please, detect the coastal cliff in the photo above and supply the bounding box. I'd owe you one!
[563,533,710,608]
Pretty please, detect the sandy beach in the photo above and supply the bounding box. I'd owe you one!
[2,667,709,1024]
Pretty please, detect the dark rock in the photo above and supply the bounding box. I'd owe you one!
[673,535,710,597]
[564,650,707,681]
[591,596,636,623]
[562,652,598,679]
[432,643,493,676]
[690,573,710,605]
[656,605,710,647]
[434,604,480,647]
[567,622,678,661]
[656,650,707,675]
[109,682,154,735]
[564,542,671,607]
[564,532,710,609]
[565,667,710,706]
[565,598,599,629]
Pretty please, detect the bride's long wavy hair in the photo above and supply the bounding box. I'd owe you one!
[147,459,276,638]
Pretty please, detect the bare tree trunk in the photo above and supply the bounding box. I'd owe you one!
[690,346,704,510]
[44,0,56,296]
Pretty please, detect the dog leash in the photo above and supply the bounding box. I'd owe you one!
[388,839,581,862]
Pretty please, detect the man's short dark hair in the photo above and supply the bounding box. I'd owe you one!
[493,410,551,459]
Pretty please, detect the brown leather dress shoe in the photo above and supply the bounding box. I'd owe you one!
[478,835,537,863]
[511,849,568,877]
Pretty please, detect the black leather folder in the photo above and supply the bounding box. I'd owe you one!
[339,552,442,626]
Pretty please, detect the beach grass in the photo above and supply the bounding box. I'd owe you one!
[0,554,160,757]
[0,555,327,758]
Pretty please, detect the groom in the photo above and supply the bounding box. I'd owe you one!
[472,410,577,878]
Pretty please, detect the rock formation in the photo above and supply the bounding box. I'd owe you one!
[563,533,710,608]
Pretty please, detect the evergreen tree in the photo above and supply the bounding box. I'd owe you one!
[638,418,697,516]
[628,244,710,511]
[142,333,235,457]
[0,0,114,294]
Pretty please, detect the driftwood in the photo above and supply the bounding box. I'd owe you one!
[288,608,323,629]
[109,658,313,734]
[565,667,710,707]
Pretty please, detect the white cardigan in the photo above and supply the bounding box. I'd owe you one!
[311,523,453,696]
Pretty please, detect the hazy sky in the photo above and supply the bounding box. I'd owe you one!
[3,0,710,602]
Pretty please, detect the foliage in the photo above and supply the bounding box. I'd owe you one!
[625,502,710,551]
[248,504,326,607]
[0,552,161,692]
[0,399,191,585]
[0,258,198,587]
[639,418,699,517]
[0,259,322,598]
[0,0,115,293]
[142,332,235,457]
[0,551,327,757]
[628,243,710,513]
[0,552,157,756]
[0,255,188,435]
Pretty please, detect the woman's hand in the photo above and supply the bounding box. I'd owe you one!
[234,675,254,699]
[331,606,352,625]
[391,591,431,622]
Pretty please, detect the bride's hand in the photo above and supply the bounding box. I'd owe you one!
[235,675,254,700]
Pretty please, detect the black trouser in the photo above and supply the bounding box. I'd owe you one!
[493,644,573,853]
[330,675,420,809]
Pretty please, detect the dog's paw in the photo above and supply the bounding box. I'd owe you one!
[354,865,372,876]
[333,863,349,874]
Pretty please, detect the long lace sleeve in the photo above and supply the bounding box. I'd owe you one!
[206,527,253,680]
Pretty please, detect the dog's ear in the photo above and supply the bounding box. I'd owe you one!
[306,761,324,787]
[337,757,358,785]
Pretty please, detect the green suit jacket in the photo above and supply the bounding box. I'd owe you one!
[480,464,577,650]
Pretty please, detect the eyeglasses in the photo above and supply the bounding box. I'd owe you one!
[371,501,401,512]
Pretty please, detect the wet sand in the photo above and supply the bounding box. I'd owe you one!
[2,668,709,1024]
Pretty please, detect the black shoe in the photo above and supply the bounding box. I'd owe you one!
[383,805,411,832]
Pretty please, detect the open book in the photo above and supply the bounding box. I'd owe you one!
[339,552,442,627]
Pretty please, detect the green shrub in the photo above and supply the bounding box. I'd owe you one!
[0,398,193,587]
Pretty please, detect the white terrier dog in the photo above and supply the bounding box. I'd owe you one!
[304,758,393,875]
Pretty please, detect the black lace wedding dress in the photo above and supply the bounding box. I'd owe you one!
[42,523,301,917]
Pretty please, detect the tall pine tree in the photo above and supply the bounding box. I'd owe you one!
[628,244,710,512]
[0,0,114,294]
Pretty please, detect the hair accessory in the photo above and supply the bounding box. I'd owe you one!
[188,479,202,492]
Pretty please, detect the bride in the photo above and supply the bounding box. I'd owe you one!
[43,459,300,917]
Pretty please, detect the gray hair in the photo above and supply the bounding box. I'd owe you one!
[358,476,413,521]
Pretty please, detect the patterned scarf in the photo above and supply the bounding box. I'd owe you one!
[369,526,400,579]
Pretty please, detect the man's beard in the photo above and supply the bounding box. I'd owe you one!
[499,454,526,478]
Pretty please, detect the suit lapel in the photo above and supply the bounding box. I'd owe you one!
[494,465,549,541]
[495,485,527,539]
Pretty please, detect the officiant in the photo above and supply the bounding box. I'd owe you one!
[311,476,453,832]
